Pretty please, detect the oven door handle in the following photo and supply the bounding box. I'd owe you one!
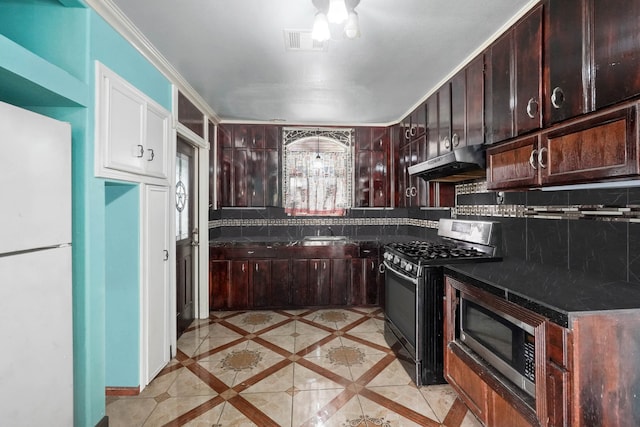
[383,260,419,285]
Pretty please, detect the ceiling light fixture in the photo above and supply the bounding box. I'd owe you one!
[327,0,348,24]
[312,12,331,42]
[311,0,361,41]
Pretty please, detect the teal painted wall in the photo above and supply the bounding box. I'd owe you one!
[89,13,172,110]
[0,0,87,81]
[105,182,140,387]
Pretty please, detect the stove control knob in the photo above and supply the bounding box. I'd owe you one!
[405,263,413,273]
[400,260,407,269]
[393,256,400,264]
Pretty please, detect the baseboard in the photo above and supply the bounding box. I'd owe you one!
[95,415,109,427]
[105,386,140,396]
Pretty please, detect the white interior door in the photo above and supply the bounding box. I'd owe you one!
[142,184,171,385]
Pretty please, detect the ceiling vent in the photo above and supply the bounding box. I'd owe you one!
[284,30,328,52]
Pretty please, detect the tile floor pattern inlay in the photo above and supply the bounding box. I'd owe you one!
[106,307,483,427]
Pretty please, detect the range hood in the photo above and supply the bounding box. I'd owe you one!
[407,144,486,183]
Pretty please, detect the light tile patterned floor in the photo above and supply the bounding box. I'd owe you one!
[106,307,483,427]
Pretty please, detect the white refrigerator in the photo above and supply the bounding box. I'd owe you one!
[0,101,73,425]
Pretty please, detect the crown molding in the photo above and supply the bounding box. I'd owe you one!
[84,0,221,124]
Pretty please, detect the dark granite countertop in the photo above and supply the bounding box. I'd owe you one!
[209,235,417,246]
[444,258,640,328]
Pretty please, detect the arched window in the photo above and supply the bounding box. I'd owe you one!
[282,128,353,216]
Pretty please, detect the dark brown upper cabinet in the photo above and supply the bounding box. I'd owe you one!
[218,124,280,207]
[543,0,587,126]
[592,0,640,110]
[465,55,485,147]
[486,5,542,144]
[354,127,390,208]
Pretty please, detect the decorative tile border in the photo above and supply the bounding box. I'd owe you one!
[453,180,640,222]
[208,217,440,230]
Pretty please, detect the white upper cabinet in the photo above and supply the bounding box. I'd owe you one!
[95,61,172,183]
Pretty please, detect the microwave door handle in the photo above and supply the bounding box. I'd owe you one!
[383,260,419,285]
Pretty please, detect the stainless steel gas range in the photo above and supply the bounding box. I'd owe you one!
[382,218,502,386]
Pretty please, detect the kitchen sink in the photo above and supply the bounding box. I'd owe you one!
[301,235,350,245]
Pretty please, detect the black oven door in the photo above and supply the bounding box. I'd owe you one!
[383,261,422,369]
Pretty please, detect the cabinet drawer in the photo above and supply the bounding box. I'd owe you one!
[541,106,637,185]
[487,135,540,190]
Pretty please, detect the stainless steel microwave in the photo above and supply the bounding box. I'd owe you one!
[459,293,536,398]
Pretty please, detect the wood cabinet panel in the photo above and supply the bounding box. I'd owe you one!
[446,346,488,424]
[354,127,390,208]
[571,312,640,427]
[218,124,280,208]
[541,106,637,185]
[544,0,587,125]
[451,70,466,149]
[466,55,485,147]
[487,135,539,190]
[593,0,640,109]
[438,85,452,154]
[546,361,570,427]
[270,259,291,307]
[489,392,535,427]
[229,260,249,309]
[487,31,513,144]
[514,5,542,135]
[210,260,229,310]
[310,259,331,306]
[251,260,271,308]
[291,259,310,306]
[426,94,439,159]
[330,258,350,306]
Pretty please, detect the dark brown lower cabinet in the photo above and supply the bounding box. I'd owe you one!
[229,260,249,309]
[209,260,229,310]
[270,259,291,307]
[251,260,271,308]
[291,259,310,307]
[330,258,350,306]
[446,275,640,427]
[210,243,377,309]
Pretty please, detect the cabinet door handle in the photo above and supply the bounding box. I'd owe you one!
[136,144,144,158]
[529,149,538,170]
[315,261,318,270]
[371,261,375,271]
[378,262,385,274]
[538,147,548,169]
[526,97,539,119]
[379,139,383,148]
[323,262,327,269]
[452,133,459,147]
[444,137,451,150]
[147,148,155,161]
[410,186,417,197]
[242,263,245,272]
[405,129,410,140]
[255,264,258,272]
[410,126,417,136]
[405,188,411,197]
[551,87,564,109]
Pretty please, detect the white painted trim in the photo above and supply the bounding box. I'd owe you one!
[198,145,210,318]
[84,0,221,124]
[176,122,209,149]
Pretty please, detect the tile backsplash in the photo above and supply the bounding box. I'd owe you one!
[455,181,640,284]
[208,180,640,284]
